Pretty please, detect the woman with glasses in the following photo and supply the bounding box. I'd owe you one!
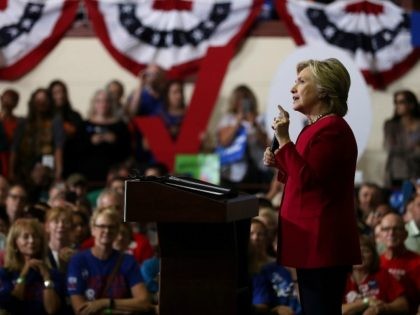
[0,218,63,314]
[384,90,420,189]
[67,207,155,315]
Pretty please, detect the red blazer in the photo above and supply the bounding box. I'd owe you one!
[275,116,361,268]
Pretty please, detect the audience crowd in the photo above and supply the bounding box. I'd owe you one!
[0,59,419,314]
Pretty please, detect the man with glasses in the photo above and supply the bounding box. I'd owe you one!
[379,213,420,314]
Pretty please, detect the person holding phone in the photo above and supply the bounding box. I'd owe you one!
[263,58,361,315]
[216,84,272,187]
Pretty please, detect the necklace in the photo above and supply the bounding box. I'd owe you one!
[308,112,331,125]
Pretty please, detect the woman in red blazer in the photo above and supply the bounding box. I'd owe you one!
[264,58,361,315]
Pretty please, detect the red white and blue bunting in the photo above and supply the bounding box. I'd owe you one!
[276,0,420,89]
[84,0,262,78]
[0,0,78,80]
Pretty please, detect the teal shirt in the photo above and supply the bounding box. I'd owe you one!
[405,220,420,254]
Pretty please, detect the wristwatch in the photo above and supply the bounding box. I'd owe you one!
[44,279,55,289]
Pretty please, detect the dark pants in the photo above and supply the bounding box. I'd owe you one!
[296,266,350,315]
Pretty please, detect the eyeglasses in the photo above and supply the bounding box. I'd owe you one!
[8,194,26,201]
[381,226,405,233]
[94,224,118,231]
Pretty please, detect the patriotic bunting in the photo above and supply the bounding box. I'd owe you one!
[0,0,79,80]
[84,0,263,78]
[275,0,420,89]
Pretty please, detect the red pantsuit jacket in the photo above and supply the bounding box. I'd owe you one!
[275,116,361,269]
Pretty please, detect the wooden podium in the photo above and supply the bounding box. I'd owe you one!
[124,177,258,315]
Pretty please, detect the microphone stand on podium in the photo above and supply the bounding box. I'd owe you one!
[124,175,258,315]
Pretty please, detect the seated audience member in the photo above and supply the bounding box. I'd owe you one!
[405,194,420,254]
[379,213,420,313]
[126,64,167,118]
[9,88,64,182]
[96,188,124,211]
[45,207,76,273]
[48,80,85,178]
[47,182,77,211]
[249,218,301,315]
[257,206,278,256]
[365,203,393,230]
[66,173,91,213]
[342,235,409,315]
[356,183,384,223]
[113,223,154,265]
[0,175,9,207]
[26,160,54,204]
[67,207,155,314]
[70,211,90,249]
[5,184,28,225]
[216,84,272,187]
[0,218,63,314]
[82,89,131,183]
[160,80,186,139]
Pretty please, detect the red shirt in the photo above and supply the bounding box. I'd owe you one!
[343,269,405,303]
[380,250,420,311]
[275,116,361,268]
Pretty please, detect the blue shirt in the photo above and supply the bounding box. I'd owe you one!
[252,262,302,314]
[0,267,64,315]
[67,249,143,300]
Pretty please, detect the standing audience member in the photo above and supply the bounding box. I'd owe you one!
[82,89,131,183]
[384,90,420,189]
[217,84,271,187]
[67,207,155,314]
[405,194,420,253]
[126,64,166,118]
[379,213,420,314]
[0,218,63,314]
[0,88,21,178]
[106,79,127,121]
[160,80,186,140]
[342,235,409,315]
[48,80,85,178]
[9,88,65,182]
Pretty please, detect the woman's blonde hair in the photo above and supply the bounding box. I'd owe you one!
[90,206,121,230]
[87,89,116,119]
[45,207,73,224]
[4,218,49,271]
[297,58,350,117]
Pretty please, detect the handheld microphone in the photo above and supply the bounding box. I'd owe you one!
[270,136,279,152]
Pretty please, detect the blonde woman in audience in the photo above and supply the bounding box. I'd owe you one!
[0,218,63,314]
[67,207,155,314]
[45,207,76,273]
[82,89,131,183]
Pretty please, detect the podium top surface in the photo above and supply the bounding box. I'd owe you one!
[124,177,259,223]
